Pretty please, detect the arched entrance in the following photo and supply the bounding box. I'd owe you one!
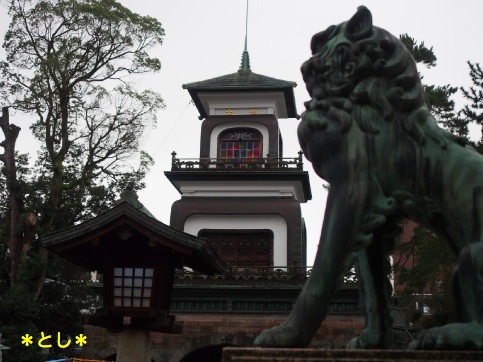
[169,334,252,362]
[180,343,235,362]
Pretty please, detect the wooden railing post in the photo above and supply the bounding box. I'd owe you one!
[171,151,178,170]
[297,150,304,169]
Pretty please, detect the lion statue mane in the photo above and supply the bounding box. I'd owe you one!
[255,6,483,350]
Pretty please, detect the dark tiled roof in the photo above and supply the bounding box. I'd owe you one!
[182,70,297,91]
[40,201,226,275]
[183,51,299,120]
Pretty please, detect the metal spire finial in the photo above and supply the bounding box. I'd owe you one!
[244,0,248,52]
[239,0,251,74]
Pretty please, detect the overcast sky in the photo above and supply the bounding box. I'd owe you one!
[1,1,483,265]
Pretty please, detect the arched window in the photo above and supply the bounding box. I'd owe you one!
[218,128,262,162]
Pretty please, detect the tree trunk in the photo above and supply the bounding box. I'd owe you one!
[0,107,36,287]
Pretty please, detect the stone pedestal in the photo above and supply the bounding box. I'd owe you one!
[222,347,483,361]
[116,329,151,362]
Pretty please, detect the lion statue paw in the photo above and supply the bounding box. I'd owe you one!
[347,330,390,350]
[253,324,309,348]
[409,323,483,350]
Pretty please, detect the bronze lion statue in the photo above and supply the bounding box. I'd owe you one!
[254,6,483,350]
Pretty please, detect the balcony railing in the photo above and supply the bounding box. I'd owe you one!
[176,265,310,280]
[174,265,358,288]
[171,266,361,315]
[170,151,304,171]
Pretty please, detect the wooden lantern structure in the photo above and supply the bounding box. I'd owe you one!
[41,192,226,333]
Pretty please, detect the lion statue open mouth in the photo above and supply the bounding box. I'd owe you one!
[254,6,483,350]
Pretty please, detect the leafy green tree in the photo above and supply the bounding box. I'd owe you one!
[0,0,164,360]
[35,277,99,359]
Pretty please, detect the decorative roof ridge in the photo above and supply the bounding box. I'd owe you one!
[238,50,252,75]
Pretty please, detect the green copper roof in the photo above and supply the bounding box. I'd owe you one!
[182,59,298,119]
[183,70,296,90]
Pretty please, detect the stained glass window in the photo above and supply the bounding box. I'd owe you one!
[113,267,154,308]
[218,128,262,165]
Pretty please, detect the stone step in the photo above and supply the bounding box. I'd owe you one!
[222,347,483,361]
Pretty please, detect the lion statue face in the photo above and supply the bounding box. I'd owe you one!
[297,6,432,182]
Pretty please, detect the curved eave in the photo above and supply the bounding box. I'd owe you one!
[164,170,312,202]
[187,88,297,120]
[183,72,298,120]
[40,202,226,275]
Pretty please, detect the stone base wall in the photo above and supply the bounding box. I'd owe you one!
[82,313,365,362]
[222,348,483,362]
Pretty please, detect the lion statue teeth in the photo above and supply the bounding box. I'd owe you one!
[254,6,483,350]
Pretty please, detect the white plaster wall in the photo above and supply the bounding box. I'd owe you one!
[199,91,289,118]
[178,180,302,200]
[184,214,287,266]
[209,122,271,159]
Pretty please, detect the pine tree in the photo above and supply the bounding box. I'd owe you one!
[461,61,483,152]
